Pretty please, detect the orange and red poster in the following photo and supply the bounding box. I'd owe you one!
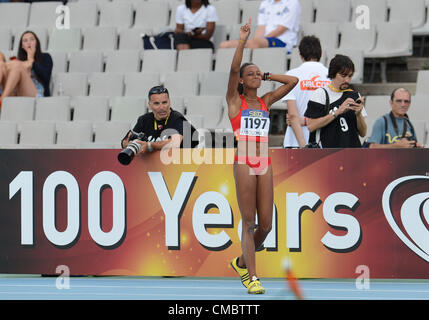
[0,148,428,279]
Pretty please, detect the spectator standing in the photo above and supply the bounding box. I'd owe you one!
[219,0,301,53]
[283,36,330,148]
[305,54,367,148]
[174,0,218,51]
[367,88,423,148]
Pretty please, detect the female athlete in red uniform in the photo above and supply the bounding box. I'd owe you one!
[227,19,298,294]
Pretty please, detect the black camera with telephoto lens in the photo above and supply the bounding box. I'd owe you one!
[118,131,148,165]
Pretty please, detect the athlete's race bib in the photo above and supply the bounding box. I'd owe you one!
[240,109,270,137]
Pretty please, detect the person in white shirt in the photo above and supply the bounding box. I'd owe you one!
[219,0,301,53]
[175,0,218,51]
[283,36,330,148]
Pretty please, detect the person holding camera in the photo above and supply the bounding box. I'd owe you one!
[366,88,423,148]
[304,54,367,148]
[120,86,198,164]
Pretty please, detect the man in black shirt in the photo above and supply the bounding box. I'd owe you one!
[304,54,367,148]
[121,85,198,154]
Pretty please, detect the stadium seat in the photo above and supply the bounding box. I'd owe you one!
[213,0,241,25]
[168,0,185,28]
[416,70,429,95]
[0,2,30,29]
[240,0,262,24]
[177,48,213,72]
[350,0,388,24]
[18,120,56,146]
[98,1,134,30]
[287,47,328,69]
[163,71,199,97]
[212,24,228,51]
[56,121,94,146]
[301,22,339,50]
[214,48,251,72]
[83,27,118,52]
[72,96,110,122]
[300,0,315,23]
[215,102,232,130]
[124,72,161,97]
[110,96,147,123]
[338,22,376,56]
[366,22,413,58]
[13,27,48,51]
[48,28,82,52]
[388,0,425,29]
[88,73,124,97]
[105,50,141,73]
[119,27,152,50]
[199,71,229,96]
[363,95,390,120]
[0,121,19,146]
[413,0,429,36]
[52,72,89,97]
[28,1,63,28]
[68,1,98,28]
[228,23,257,43]
[170,96,186,114]
[0,97,35,121]
[412,119,427,146]
[326,48,364,83]
[134,1,170,29]
[360,117,376,144]
[185,114,204,129]
[408,94,429,122]
[314,0,352,23]
[35,96,71,121]
[287,48,302,70]
[0,28,12,51]
[185,95,223,129]
[48,51,68,74]
[141,49,177,73]
[68,51,104,73]
[251,47,288,73]
[93,120,132,145]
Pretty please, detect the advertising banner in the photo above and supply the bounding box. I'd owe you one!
[0,148,428,279]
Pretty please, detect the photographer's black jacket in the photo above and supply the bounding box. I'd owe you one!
[132,109,198,148]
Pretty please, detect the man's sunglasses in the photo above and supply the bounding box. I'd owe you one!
[148,86,168,98]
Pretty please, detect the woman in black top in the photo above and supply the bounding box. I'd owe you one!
[0,30,53,107]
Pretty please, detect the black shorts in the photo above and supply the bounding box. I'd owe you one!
[175,32,214,50]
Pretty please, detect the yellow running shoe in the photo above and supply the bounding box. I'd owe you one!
[247,277,265,294]
[230,257,250,288]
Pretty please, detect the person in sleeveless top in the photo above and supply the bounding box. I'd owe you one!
[0,31,53,108]
[226,18,298,294]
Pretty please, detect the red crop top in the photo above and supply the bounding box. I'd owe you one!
[229,95,270,142]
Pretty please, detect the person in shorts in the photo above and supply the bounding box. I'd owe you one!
[219,0,301,53]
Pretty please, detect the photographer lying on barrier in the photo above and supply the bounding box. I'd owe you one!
[366,88,423,149]
[119,85,198,165]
